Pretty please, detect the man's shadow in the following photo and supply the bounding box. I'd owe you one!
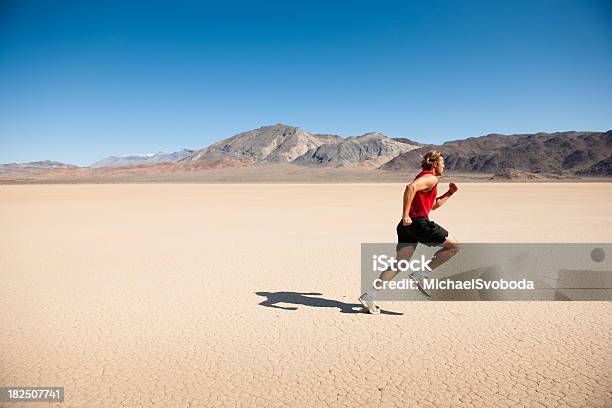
[256,291,403,315]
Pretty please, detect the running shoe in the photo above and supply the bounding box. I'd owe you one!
[358,293,381,314]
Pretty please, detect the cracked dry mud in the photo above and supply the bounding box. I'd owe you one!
[1,183,611,407]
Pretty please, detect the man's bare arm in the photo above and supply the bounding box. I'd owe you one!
[402,174,437,224]
[432,183,458,210]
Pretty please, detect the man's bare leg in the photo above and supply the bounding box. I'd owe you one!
[378,244,416,282]
[428,235,460,270]
[408,236,460,297]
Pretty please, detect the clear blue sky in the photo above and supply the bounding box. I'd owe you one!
[1,0,611,166]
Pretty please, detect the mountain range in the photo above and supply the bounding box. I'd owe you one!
[381,130,612,175]
[2,124,611,177]
[178,124,418,169]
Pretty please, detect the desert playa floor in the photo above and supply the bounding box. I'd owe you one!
[1,183,611,407]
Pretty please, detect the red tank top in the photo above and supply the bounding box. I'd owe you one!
[408,170,438,219]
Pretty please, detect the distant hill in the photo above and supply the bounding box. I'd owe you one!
[293,132,417,168]
[180,124,336,164]
[91,149,194,168]
[179,124,418,168]
[0,160,78,173]
[381,130,612,175]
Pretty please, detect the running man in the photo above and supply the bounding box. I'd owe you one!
[359,150,460,314]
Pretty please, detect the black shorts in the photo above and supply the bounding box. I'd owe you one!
[396,217,449,251]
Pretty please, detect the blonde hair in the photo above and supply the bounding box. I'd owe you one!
[420,150,443,170]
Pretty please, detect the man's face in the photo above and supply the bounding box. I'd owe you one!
[433,157,445,176]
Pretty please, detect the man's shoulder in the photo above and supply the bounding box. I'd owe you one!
[412,172,438,189]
